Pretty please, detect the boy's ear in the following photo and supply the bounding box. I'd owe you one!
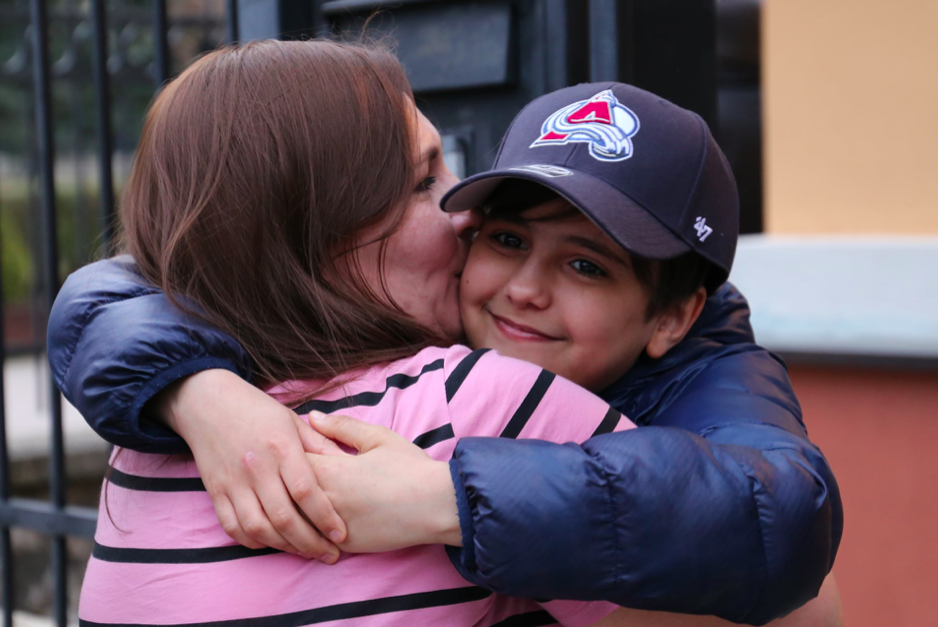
[645,287,708,359]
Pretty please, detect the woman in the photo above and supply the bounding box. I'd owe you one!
[54,40,840,625]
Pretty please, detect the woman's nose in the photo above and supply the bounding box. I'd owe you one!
[450,207,483,240]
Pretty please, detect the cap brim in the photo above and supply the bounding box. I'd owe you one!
[441,168,691,261]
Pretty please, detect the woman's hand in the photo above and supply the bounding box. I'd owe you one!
[156,369,347,561]
[304,412,462,553]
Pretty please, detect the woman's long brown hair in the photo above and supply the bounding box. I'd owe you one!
[120,39,444,391]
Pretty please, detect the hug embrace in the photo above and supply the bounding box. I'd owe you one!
[48,40,843,627]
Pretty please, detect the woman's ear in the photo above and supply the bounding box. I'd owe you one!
[645,287,708,359]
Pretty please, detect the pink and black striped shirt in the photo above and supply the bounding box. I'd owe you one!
[80,345,634,627]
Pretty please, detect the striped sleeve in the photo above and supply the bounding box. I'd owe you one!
[443,347,635,444]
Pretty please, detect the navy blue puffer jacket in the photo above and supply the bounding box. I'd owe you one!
[47,257,842,625]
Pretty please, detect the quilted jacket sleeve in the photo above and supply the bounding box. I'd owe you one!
[47,256,253,454]
[446,338,842,625]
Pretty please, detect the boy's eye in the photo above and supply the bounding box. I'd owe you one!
[415,175,437,193]
[570,259,606,277]
[491,232,526,250]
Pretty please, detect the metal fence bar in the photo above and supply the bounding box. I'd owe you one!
[0,501,98,538]
[589,0,619,82]
[90,0,117,252]
[0,530,11,627]
[28,0,69,623]
[153,0,170,87]
[227,0,239,44]
[1,0,237,621]
[0,198,13,627]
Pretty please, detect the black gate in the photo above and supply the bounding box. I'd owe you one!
[0,2,238,624]
[0,1,756,624]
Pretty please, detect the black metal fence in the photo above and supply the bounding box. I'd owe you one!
[0,0,757,624]
[1,1,236,622]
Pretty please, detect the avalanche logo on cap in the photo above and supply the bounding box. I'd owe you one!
[530,89,639,162]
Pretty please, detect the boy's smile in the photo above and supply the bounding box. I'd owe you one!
[487,311,563,342]
[460,199,661,392]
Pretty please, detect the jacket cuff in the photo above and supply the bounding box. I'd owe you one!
[126,356,249,454]
[446,457,478,576]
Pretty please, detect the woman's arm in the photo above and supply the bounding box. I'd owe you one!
[48,258,344,560]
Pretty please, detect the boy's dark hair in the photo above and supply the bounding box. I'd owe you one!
[483,180,712,320]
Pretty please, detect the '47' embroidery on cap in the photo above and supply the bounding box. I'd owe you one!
[530,89,640,162]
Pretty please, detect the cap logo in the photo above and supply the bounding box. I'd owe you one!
[509,164,574,178]
[694,217,713,242]
[530,89,640,162]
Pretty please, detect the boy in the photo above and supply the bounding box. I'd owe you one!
[458,179,710,395]
[303,83,841,624]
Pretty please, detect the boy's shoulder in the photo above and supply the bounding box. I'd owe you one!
[602,283,800,428]
[628,281,757,378]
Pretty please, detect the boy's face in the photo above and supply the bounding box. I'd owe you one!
[460,199,659,392]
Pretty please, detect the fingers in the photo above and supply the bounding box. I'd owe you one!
[228,489,296,555]
[295,414,348,456]
[257,481,340,563]
[213,482,341,563]
[178,380,346,563]
[247,437,342,561]
[280,451,347,552]
[308,411,389,453]
[211,493,266,550]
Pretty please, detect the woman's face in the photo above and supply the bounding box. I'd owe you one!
[355,108,480,340]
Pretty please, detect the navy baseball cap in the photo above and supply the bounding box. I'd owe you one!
[441,82,739,292]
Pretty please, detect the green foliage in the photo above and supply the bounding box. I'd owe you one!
[0,4,227,305]
[1,184,108,303]
[1,204,32,302]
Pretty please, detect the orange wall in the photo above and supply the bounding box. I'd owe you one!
[788,365,938,627]
[762,0,938,234]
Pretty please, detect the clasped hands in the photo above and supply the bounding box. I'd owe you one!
[161,369,460,563]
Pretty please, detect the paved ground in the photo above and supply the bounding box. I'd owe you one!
[10,610,76,627]
[2,355,111,619]
[3,354,109,461]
